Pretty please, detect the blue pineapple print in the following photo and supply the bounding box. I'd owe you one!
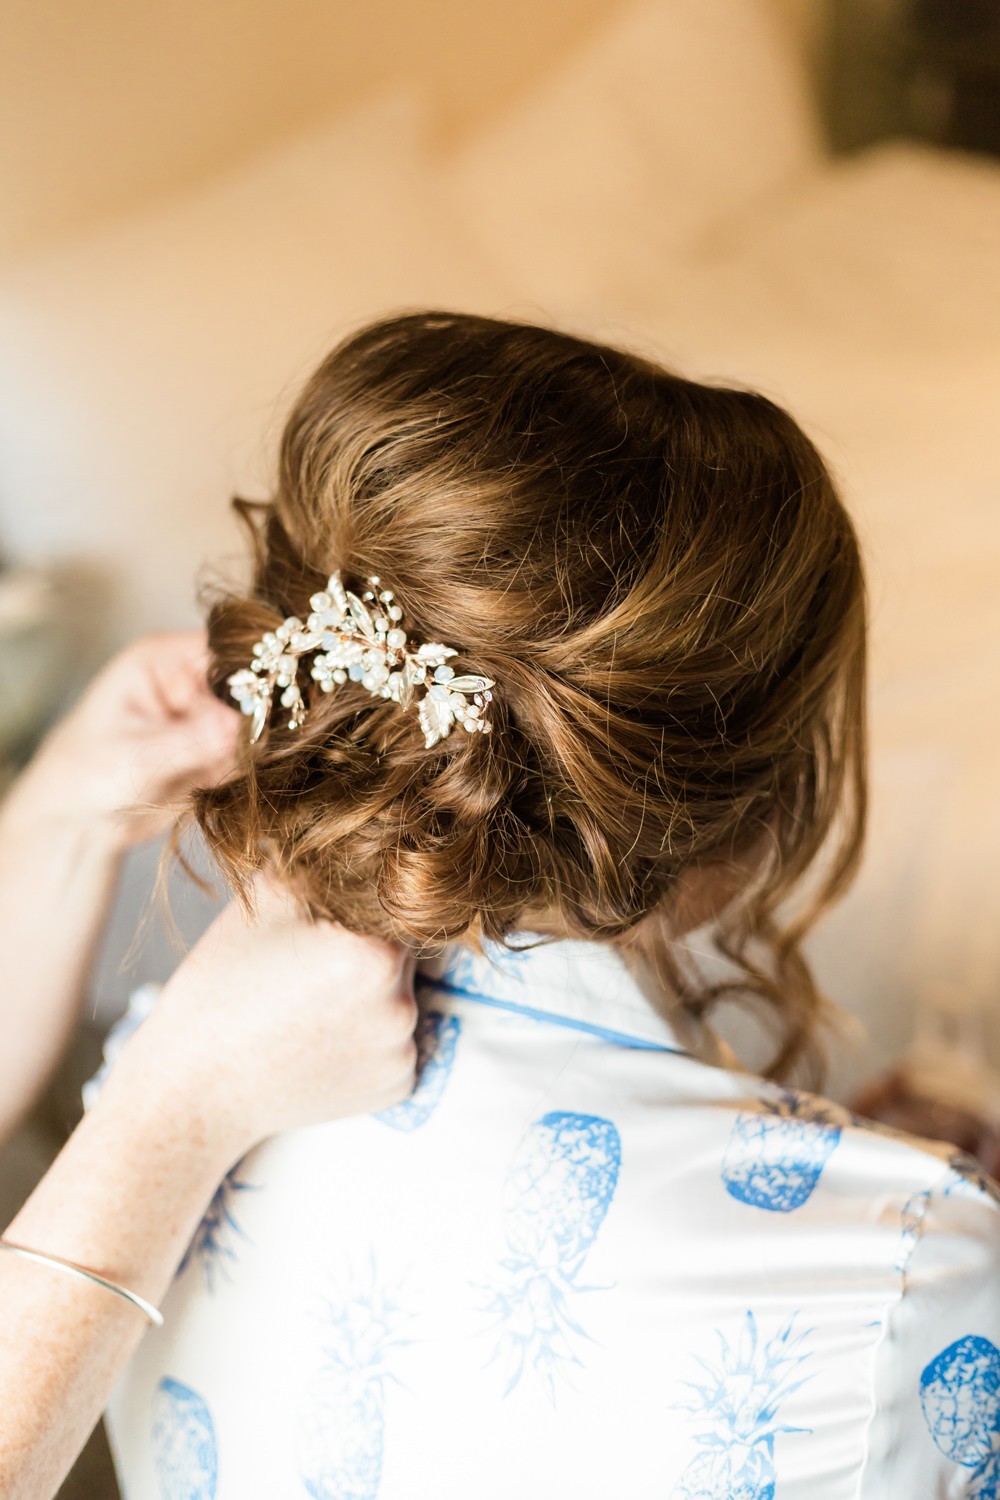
[920,1335,1000,1498]
[298,1261,413,1500]
[673,1311,813,1500]
[152,1377,218,1499]
[374,1012,461,1131]
[722,1087,843,1212]
[481,1110,622,1397]
[178,1166,259,1291]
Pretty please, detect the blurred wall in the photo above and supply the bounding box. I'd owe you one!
[775,0,826,69]
[0,0,825,264]
[0,0,638,262]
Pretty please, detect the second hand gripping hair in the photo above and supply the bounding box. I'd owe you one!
[227,570,495,749]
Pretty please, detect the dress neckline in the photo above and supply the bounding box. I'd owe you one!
[417,931,731,1062]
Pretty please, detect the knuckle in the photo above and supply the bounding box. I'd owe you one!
[399,987,419,1024]
[400,1035,419,1073]
[383,1035,418,1087]
[366,967,415,1022]
[340,933,399,988]
[392,995,419,1045]
[376,941,406,983]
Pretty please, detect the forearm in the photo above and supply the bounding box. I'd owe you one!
[0,754,123,1136]
[0,1049,240,1500]
[0,631,240,1139]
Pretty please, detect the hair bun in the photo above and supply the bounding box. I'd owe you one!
[192,310,867,1086]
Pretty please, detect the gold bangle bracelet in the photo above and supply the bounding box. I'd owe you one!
[0,1238,164,1327]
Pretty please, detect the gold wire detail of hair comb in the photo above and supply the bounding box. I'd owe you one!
[227,572,494,749]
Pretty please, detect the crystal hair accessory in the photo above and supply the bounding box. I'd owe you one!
[227,572,495,749]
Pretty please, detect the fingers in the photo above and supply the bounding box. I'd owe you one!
[392,986,420,1046]
[364,1047,420,1113]
[154,635,223,720]
[402,950,418,994]
[117,631,225,730]
[136,630,210,676]
[170,699,240,779]
[396,952,420,1031]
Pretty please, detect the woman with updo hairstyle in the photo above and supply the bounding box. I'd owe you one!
[99,314,999,1497]
[200,310,866,1083]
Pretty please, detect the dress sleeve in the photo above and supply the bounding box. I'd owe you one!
[863,1163,1000,1498]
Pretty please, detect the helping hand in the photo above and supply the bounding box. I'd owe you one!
[107,881,419,1157]
[21,632,239,849]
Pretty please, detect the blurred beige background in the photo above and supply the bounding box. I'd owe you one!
[0,5,998,1489]
[0,0,819,262]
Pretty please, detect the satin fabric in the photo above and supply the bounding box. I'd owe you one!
[88,935,1000,1499]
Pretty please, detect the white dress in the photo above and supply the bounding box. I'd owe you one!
[87,935,1000,1500]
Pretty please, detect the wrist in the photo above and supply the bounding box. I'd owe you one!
[9,1022,248,1315]
[99,1006,256,1171]
[3,739,128,858]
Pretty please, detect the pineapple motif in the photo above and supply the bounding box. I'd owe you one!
[374,1012,461,1132]
[480,1110,622,1398]
[673,1311,814,1500]
[152,1377,218,1499]
[722,1087,843,1212]
[920,1335,1000,1499]
[178,1166,259,1292]
[298,1260,413,1500]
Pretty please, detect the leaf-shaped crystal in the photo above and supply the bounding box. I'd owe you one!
[415,642,457,664]
[345,591,376,640]
[446,675,494,694]
[250,698,269,743]
[289,629,322,653]
[418,693,455,748]
[386,670,410,705]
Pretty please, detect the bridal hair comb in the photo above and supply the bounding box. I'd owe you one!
[227,572,495,749]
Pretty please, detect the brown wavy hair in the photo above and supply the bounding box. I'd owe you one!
[193,310,867,1085]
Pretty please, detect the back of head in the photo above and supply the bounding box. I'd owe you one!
[196,311,867,1084]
